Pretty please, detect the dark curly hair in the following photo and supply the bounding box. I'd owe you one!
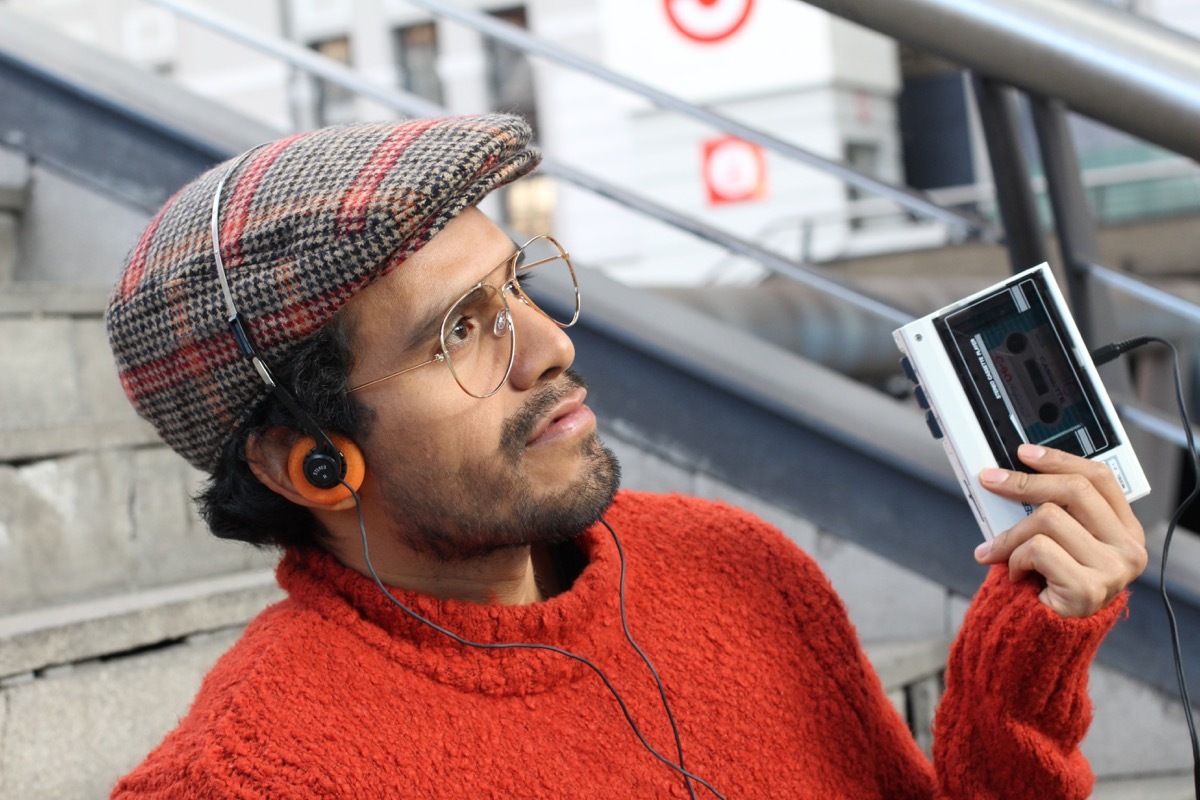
[195,317,373,550]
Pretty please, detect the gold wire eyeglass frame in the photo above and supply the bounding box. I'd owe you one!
[346,235,580,399]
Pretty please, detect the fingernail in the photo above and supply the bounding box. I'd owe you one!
[980,468,1009,484]
[974,540,993,560]
[1019,444,1046,460]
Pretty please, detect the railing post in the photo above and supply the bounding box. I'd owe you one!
[1030,94,1180,531]
[1029,96,1099,340]
[970,75,1048,275]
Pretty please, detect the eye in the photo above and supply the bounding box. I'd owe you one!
[441,285,494,351]
[508,277,533,305]
[443,314,475,350]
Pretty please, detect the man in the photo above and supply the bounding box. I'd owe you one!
[106,114,1146,798]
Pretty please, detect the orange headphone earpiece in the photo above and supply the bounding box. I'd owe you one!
[287,432,366,506]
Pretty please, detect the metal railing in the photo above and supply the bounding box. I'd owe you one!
[710,155,1200,267]
[398,0,992,238]
[144,0,1200,309]
[144,0,919,326]
[141,0,1200,450]
[804,0,1200,163]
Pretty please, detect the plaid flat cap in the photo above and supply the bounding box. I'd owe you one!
[106,114,539,473]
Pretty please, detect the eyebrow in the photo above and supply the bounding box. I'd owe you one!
[401,306,448,356]
[398,239,521,354]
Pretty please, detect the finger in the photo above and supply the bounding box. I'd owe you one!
[1006,531,1070,583]
[1006,534,1116,618]
[1016,444,1140,531]
[977,502,1110,570]
[978,463,1136,550]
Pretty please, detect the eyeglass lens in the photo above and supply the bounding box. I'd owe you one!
[512,235,579,327]
[440,236,577,397]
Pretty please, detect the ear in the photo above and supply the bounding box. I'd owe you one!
[287,432,366,508]
[246,428,365,512]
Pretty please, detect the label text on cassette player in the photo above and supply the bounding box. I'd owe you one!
[1104,456,1131,494]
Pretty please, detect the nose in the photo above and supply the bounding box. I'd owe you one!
[505,296,575,390]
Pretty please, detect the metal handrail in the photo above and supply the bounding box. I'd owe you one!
[764,156,1200,238]
[803,0,1200,164]
[144,0,911,325]
[863,156,1200,222]
[705,155,1200,274]
[145,0,1200,333]
[1086,262,1200,328]
[400,0,992,239]
[549,159,910,323]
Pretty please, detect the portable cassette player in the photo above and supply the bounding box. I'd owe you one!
[893,263,1150,539]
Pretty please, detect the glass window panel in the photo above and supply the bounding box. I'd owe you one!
[394,22,444,106]
[311,36,356,126]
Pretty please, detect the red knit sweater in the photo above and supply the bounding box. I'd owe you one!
[112,492,1124,798]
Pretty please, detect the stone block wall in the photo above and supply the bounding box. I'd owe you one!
[0,572,279,799]
[0,306,275,616]
[2,628,241,798]
[0,293,277,796]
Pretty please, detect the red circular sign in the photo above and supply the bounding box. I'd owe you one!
[664,0,754,43]
[703,137,766,205]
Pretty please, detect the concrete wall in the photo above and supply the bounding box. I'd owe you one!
[0,574,280,799]
[13,166,153,285]
[0,130,284,796]
[0,300,275,615]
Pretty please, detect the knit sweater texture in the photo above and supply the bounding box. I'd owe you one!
[111,491,1124,798]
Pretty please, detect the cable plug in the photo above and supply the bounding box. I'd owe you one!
[1091,336,1155,366]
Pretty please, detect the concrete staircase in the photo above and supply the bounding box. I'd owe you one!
[0,140,279,795]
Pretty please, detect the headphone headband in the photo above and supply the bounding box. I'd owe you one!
[211,150,346,489]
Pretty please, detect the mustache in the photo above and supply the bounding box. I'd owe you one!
[500,369,588,456]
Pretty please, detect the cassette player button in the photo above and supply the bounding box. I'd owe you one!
[925,410,943,440]
[914,385,930,410]
[901,356,918,384]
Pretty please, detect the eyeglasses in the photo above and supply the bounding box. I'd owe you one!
[347,235,580,398]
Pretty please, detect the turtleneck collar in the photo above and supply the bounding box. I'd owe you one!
[275,521,625,695]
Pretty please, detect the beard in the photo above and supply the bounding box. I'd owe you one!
[373,369,621,561]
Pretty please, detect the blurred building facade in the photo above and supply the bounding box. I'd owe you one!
[5,0,1193,290]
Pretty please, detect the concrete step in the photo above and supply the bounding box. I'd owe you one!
[0,295,157,464]
[866,638,949,758]
[0,570,281,797]
[0,568,280,680]
[1091,772,1194,799]
[2,625,246,798]
[0,292,276,614]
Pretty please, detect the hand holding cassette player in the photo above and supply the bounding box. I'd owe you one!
[894,264,1149,616]
[972,443,1147,617]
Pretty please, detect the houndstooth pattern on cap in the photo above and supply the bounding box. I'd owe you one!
[105,115,540,474]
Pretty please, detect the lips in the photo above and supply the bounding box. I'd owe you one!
[525,388,594,447]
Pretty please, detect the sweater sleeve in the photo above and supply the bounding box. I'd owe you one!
[751,507,1121,799]
[932,565,1127,800]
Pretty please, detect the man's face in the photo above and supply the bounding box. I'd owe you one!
[342,208,619,561]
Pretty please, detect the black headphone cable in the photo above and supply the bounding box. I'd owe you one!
[1093,336,1200,797]
[342,486,725,800]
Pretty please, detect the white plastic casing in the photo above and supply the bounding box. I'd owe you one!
[893,263,1150,540]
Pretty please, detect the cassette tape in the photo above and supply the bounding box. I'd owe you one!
[893,263,1149,540]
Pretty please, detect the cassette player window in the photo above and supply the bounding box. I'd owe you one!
[933,272,1117,471]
